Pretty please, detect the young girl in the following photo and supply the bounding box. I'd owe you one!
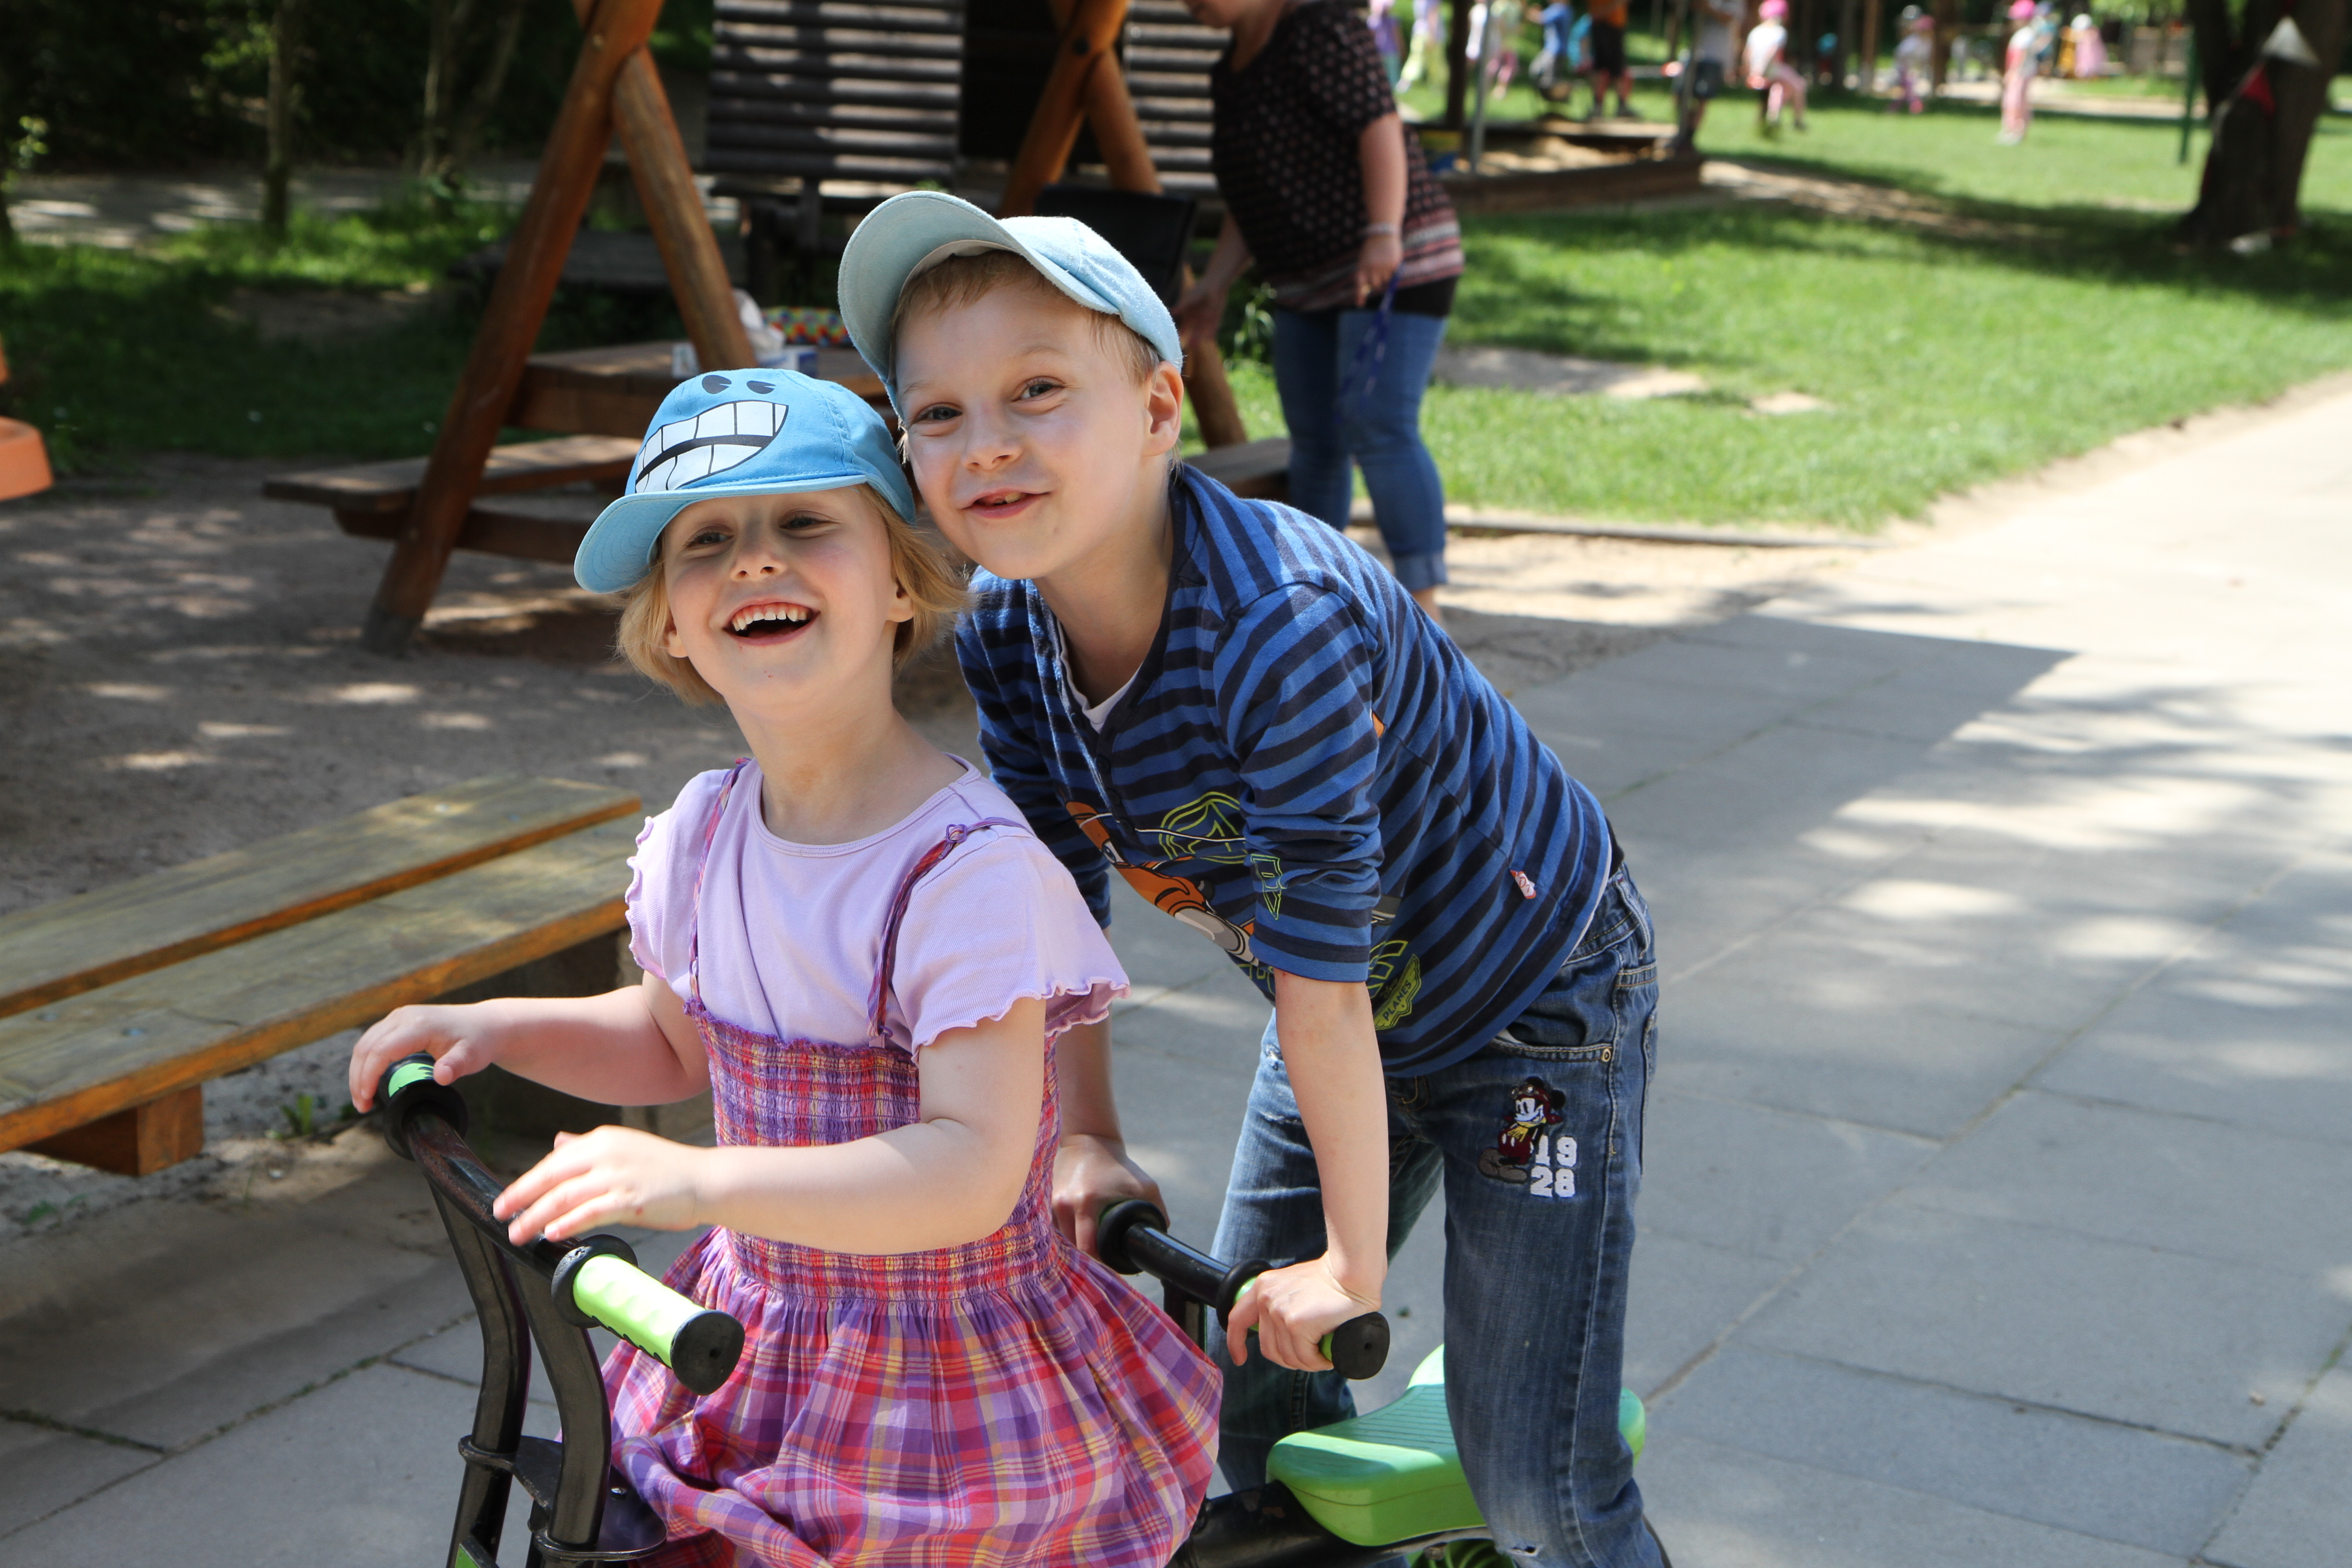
[1744,0,1808,133]
[1999,0,2043,143]
[348,369,1219,1567]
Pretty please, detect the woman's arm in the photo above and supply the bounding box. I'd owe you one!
[492,998,1048,1254]
[348,969,709,1113]
[1174,211,1254,352]
[1355,112,1409,305]
[1224,970,1389,1371]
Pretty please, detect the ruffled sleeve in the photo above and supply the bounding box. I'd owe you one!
[883,829,1129,1053]
[624,769,730,993]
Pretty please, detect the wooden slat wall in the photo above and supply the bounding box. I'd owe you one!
[1123,0,1221,198]
[707,0,969,186]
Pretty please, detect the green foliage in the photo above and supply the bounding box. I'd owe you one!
[0,192,685,472]
[0,0,592,168]
[1210,98,2352,528]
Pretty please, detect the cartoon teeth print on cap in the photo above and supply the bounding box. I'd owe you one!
[632,388,787,494]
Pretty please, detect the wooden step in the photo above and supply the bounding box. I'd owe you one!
[0,775,639,1020]
[512,341,885,437]
[265,434,641,516]
[1189,436,1291,503]
[0,818,641,1154]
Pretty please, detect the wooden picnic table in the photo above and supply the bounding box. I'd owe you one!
[0,776,642,1176]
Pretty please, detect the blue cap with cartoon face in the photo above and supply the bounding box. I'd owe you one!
[838,190,1184,413]
[572,368,916,595]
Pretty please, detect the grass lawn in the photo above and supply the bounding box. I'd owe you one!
[1202,94,2352,528]
[9,96,2352,531]
[0,194,689,475]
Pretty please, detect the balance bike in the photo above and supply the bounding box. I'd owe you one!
[378,1058,1646,1568]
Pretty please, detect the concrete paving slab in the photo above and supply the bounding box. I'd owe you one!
[1740,1205,2351,1448]
[1622,1233,1788,1396]
[1674,898,2140,1038]
[1637,1089,1936,1262]
[1638,1431,2185,1568]
[1901,1090,2352,1274]
[2203,1363,2352,1568]
[1607,722,1974,854]
[0,1415,160,1538]
[1656,1344,2250,1556]
[0,1166,467,1450]
[2036,857,2352,1146]
[0,1363,469,1567]
[1662,976,2062,1139]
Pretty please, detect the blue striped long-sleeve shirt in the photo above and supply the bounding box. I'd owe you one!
[956,466,1613,1076]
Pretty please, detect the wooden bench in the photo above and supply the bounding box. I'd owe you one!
[0,776,642,1176]
[265,345,887,568]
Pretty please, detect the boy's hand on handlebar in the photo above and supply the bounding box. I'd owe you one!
[348,1004,505,1113]
[492,1125,706,1246]
[1052,1134,1163,1259]
[1225,1257,1380,1372]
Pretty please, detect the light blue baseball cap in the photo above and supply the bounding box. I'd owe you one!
[573,368,916,595]
[838,191,1183,412]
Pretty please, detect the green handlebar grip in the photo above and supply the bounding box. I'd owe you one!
[387,1058,439,1098]
[571,1254,745,1396]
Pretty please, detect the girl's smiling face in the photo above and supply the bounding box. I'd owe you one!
[657,486,911,714]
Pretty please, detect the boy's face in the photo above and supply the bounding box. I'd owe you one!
[897,284,1184,587]
[656,487,909,711]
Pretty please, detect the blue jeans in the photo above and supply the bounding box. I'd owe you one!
[1270,305,1451,593]
[1207,866,1662,1567]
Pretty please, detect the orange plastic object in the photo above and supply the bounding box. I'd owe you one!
[0,418,53,500]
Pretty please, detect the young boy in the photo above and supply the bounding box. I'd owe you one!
[840,192,1668,1568]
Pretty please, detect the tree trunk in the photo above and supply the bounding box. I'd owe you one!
[419,0,489,186]
[449,0,531,175]
[2176,0,2345,245]
[263,0,308,240]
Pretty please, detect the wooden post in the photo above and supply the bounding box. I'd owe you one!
[1002,0,1137,217]
[27,1087,204,1176]
[1859,0,1880,89]
[576,0,755,373]
[1036,0,1250,448]
[363,0,666,656]
[1446,0,1474,126]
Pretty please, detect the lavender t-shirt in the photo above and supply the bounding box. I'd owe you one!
[627,760,1126,1053]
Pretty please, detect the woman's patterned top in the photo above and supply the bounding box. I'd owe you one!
[1210,0,1465,314]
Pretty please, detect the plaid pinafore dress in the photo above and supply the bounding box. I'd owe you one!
[603,766,1220,1567]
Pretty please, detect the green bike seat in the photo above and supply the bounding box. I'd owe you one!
[1266,1348,1647,1548]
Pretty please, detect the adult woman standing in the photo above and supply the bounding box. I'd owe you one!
[1173,0,1465,619]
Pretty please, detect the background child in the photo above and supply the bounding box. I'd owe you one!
[1744,0,1808,132]
[347,371,1217,1568]
[2000,0,2044,142]
[1891,5,1933,112]
[840,193,1668,1568]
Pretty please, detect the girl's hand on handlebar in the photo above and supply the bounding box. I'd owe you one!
[1225,1257,1380,1372]
[349,1003,506,1113]
[492,1125,706,1246]
[1052,1134,1164,1259]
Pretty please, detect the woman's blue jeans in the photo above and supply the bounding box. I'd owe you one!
[1206,867,1663,1568]
[1270,304,1451,593]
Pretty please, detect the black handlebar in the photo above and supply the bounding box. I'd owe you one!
[377,1054,744,1397]
[1097,1200,1391,1380]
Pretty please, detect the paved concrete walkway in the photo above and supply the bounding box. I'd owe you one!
[4,387,2349,1564]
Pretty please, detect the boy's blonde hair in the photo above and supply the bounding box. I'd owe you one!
[613,485,967,706]
[891,250,1168,387]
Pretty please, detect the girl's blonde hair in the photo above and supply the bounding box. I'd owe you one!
[613,485,967,706]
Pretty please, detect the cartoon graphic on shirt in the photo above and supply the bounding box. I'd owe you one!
[1478,1076,1576,1196]
[1067,800,1260,965]
[1369,938,1421,1029]
[1066,794,1421,1023]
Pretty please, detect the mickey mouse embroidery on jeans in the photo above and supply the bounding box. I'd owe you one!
[1478,1076,1578,1196]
